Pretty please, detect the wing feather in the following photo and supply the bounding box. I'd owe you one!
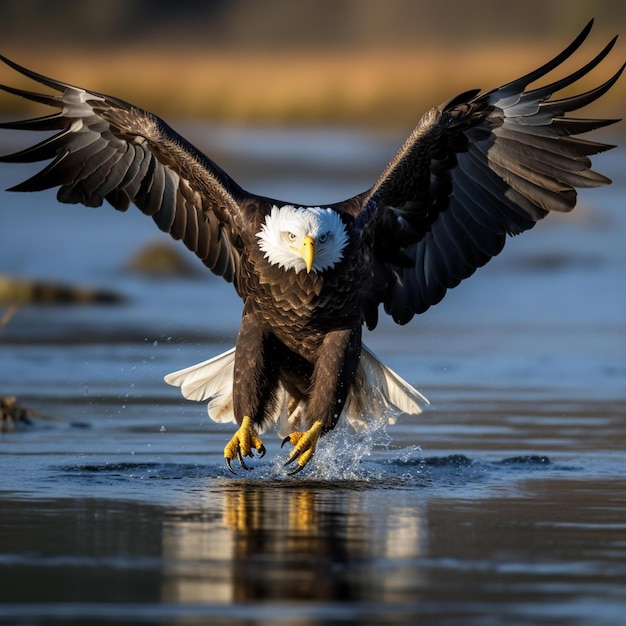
[356,20,622,325]
[0,54,256,285]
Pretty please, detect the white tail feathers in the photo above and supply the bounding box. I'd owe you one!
[347,345,429,428]
[164,348,237,424]
[164,343,428,434]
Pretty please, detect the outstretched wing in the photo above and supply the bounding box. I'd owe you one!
[0,55,252,285]
[358,20,623,326]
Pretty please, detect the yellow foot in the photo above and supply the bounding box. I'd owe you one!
[281,420,323,475]
[224,416,266,474]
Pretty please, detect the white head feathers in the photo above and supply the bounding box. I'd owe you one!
[256,205,349,274]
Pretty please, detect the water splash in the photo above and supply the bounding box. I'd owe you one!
[263,416,394,482]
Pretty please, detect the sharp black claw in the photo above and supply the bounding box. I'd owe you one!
[225,458,237,475]
[284,448,301,467]
[286,462,305,476]
[281,436,291,449]
[237,449,251,471]
[257,444,266,458]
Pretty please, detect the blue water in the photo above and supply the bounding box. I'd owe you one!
[1,124,625,625]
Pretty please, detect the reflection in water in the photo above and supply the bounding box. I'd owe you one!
[2,471,626,624]
[161,482,426,606]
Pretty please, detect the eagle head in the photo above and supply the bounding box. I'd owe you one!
[256,205,349,274]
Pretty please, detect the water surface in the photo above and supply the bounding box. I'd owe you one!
[1,125,625,625]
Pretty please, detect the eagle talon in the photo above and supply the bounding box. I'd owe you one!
[223,416,264,473]
[225,458,237,475]
[282,420,323,474]
[284,448,301,466]
[286,462,306,476]
[237,449,250,470]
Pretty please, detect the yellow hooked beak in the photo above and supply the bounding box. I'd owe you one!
[300,235,315,273]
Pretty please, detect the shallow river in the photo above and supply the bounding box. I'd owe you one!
[1,125,625,625]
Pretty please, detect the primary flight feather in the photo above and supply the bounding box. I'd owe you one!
[0,20,622,474]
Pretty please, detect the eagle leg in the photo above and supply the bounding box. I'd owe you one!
[282,420,323,475]
[224,415,266,474]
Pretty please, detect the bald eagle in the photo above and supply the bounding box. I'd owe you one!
[0,21,622,474]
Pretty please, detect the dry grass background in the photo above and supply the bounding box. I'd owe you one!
[1,40,623,128]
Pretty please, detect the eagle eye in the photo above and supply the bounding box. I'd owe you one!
[318,232,330,244]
